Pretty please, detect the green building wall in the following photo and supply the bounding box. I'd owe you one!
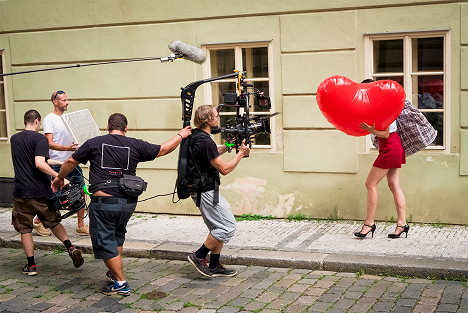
[0,0,467,223]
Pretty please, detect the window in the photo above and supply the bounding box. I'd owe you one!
[0,50,8,140]
[202,41,274,149]
[365,31,450,149]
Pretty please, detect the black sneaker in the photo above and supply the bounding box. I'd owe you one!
[209,264,237,277]
[68,247,84,268]
[188,252,213,277]
[22,264,38,276]
[106,271,116,283]
[102,281,131,296]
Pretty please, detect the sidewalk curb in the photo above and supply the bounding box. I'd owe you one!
[2,232,467,280]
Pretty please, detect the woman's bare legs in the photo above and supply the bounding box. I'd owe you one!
[386,168,406,235]
[359,166,389,234]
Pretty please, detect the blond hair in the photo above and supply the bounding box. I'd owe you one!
[194,105,216,129]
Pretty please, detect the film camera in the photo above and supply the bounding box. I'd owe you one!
[212,86,276,153]
[46,183,86,219]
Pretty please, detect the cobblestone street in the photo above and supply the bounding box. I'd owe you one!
[1,247,467,313]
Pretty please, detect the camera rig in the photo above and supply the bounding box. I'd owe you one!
[176,71,278,200]
[46,183,86,219]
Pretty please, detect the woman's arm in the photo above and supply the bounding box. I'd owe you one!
[359,122,390,139]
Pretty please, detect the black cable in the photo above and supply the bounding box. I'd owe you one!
[138,192,175,202]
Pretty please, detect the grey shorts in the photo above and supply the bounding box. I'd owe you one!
[191,190,236,243]
[88,197,137,260]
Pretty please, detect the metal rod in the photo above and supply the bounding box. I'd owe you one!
[0,55,179,77]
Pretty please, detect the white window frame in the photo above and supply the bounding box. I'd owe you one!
[0,49,10,141]
[202,41,276,152]
[364,30,450,153]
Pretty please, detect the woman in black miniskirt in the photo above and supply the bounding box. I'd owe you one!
[354,119,409,239]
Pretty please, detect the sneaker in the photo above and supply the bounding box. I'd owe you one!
[22,264,38,276]
[102,281,131,296]
[76,225,90,236]
[209,264,237,277]
[106,271,116,283]
[187,252,213,277]
[68,247,84,268]
[33,223,51,236]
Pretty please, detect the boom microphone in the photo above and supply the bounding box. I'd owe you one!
[168,41,207,64]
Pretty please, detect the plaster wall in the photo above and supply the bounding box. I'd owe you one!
[0,0,467,223]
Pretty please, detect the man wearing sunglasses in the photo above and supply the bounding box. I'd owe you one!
[33,90,89,236]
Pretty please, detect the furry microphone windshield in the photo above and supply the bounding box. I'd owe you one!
[168,41,207,64]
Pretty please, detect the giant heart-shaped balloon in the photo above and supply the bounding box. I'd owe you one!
[316,76,406,136]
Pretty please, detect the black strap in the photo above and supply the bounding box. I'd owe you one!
[88,180,119,193]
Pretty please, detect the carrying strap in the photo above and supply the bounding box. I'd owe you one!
[189,146,219,207]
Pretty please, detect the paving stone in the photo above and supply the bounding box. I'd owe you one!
[244,300,266,311]
[203,300,228,309]
[436,303,459,312]
[396,298,417,307]
[390,306,412,313]
[216,306,241,313]
[308,301,332,312]
[318,292,342,303]
[256,291,280,303]
[25,302,55,311]
[92,296,122,308]
[228,297,251,307]
[334,298,356,309]
[373,301,394,312]
[441,294,462,304]
[265,298,293,309]
[413,304,437,313]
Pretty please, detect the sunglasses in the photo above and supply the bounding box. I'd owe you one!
[53,90,65,100]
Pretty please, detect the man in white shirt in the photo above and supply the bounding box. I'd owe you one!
[33,90,89,236]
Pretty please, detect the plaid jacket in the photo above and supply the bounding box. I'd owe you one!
[372,100,437,156]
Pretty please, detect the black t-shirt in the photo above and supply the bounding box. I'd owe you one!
[72,134,161,198]
[10,130,53,198]
[190,129,220,181]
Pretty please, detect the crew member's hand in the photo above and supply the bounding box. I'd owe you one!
[359,122,375,134]
[64,178,70,186]
[51,177,65,193]
[239,139,250,157]
[178,126,192,139]
[67,142,79,151]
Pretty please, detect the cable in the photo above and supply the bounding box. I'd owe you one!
[138,192,175,203]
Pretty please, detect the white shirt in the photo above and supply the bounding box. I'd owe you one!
[389,120,398,133]
[42,112,74,162]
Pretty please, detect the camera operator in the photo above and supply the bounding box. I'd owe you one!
[187,105,250,277]
[11,110,84,276]
[52,113,191,296]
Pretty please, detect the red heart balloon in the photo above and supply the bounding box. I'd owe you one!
[316,76,406,136]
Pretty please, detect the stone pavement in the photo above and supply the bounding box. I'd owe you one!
[1,247,468,313]
[1,208,468,280]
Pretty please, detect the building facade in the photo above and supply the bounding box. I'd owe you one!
[0,0,467,223]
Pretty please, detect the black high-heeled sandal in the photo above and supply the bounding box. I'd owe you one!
[388,224,409,238]
[354,224,376,238]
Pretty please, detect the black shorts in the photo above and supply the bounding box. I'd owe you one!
[88,197,137,260]
[12,198,62,234]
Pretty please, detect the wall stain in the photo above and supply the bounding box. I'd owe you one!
[222,177,298,217]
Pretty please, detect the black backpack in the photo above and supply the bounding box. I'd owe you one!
[176,130,220,207]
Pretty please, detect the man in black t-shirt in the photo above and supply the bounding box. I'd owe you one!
[52,113,191,296]
[11,110,84,276]
[187,105,250,278]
